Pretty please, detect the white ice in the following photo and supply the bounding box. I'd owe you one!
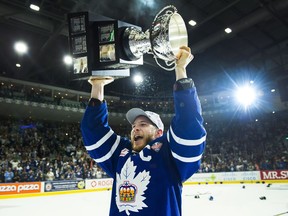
[0,183,287,216]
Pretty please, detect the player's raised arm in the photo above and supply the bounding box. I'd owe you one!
[169,46,207,182]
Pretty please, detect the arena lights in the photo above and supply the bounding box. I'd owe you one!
[225,27,232,34]
[14,41,28,55]
[30,4,40,11]
[222,68,273,115]
[63,55,73,65]
[29,0,40,11]
[133,74,143,84]
[188,20,197,26]
[235,85,257,108]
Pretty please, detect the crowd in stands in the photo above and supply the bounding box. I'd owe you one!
[0,109,287,183]
[0,79,178,114]
[200,111,288,173]
[0,118,109,183]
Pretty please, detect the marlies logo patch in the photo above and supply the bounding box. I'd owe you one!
[151,142,163,152]
[120,148,129,157]
[116,158,151,215]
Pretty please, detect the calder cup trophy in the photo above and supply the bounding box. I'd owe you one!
[67,5,188,80]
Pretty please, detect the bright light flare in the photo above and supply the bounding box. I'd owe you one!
[189,20,197,26]
[225,28,232,34]
[133,74,143,84]
[30,4,40,11]
[235,85,257,108]
[63,55,73,65]
[14,41,28,54]
[139,0,155,7]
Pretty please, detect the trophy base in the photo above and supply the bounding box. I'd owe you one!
[72,69,130,80]
[89,76,114,80]
[91,69,130,78]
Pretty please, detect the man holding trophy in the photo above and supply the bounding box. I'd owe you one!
[80,6,206,216]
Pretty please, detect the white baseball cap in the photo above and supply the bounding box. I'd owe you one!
[126,108,164,131]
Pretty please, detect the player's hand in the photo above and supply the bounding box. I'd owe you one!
[88,76,114,86]
[175,46,194,69]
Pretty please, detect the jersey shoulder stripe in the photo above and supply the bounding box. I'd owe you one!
[92,135,121,163]
[168,126,206,146]
[85,128,114,151]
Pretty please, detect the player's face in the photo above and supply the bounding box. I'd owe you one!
[130,116,159,152]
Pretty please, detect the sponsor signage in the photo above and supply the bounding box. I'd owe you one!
[260,170,288,180]
[44,180,85,192]
[0,182,41,195]
[188,171,260,183]
[86,178,113,189]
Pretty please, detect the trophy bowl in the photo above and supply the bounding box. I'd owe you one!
[150,5,188,62]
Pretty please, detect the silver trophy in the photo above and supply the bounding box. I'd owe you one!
[122,5,188,71]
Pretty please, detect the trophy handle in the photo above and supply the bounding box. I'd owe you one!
[152,5,177,21]
[153,57,176,71]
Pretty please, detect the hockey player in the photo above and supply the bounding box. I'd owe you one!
[81,46,206,216]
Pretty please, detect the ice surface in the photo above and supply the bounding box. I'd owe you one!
[0,183,287,216]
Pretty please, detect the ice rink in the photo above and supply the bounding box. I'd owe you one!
[0,183,287,216]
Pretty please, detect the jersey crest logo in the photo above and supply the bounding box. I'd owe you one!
[116,157,151,215]
[119,181,137,202]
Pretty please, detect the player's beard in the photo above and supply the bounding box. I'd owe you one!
[131,134,154,152]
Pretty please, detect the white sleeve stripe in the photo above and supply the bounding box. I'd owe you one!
[171,151,203,163]
[85,129,114,151]
[169,126,206,146]
[93,135,121,163]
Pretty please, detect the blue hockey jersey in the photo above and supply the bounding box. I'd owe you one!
[81,86,206,216]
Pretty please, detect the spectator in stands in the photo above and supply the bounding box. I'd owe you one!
[35,170,44,181]
[27,170,36,182]
[10,158,20,169]
[20,171,28,182]
[54,168,61,180]
[0,169,4,183]
[75,165,83,180]
[65,169,76,180]
[16,163,23,172]
[46,168,55,181]
[4,167,14,183]
[96,168,103,179]
[13,169,21,182]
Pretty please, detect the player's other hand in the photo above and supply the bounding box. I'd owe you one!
[175,46,194,69]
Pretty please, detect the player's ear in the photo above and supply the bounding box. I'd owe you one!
[155,128,163,138]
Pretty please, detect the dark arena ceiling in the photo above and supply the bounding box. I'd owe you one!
[0,0,288,98]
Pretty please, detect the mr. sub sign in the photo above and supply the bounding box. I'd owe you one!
[260,170,288,180]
